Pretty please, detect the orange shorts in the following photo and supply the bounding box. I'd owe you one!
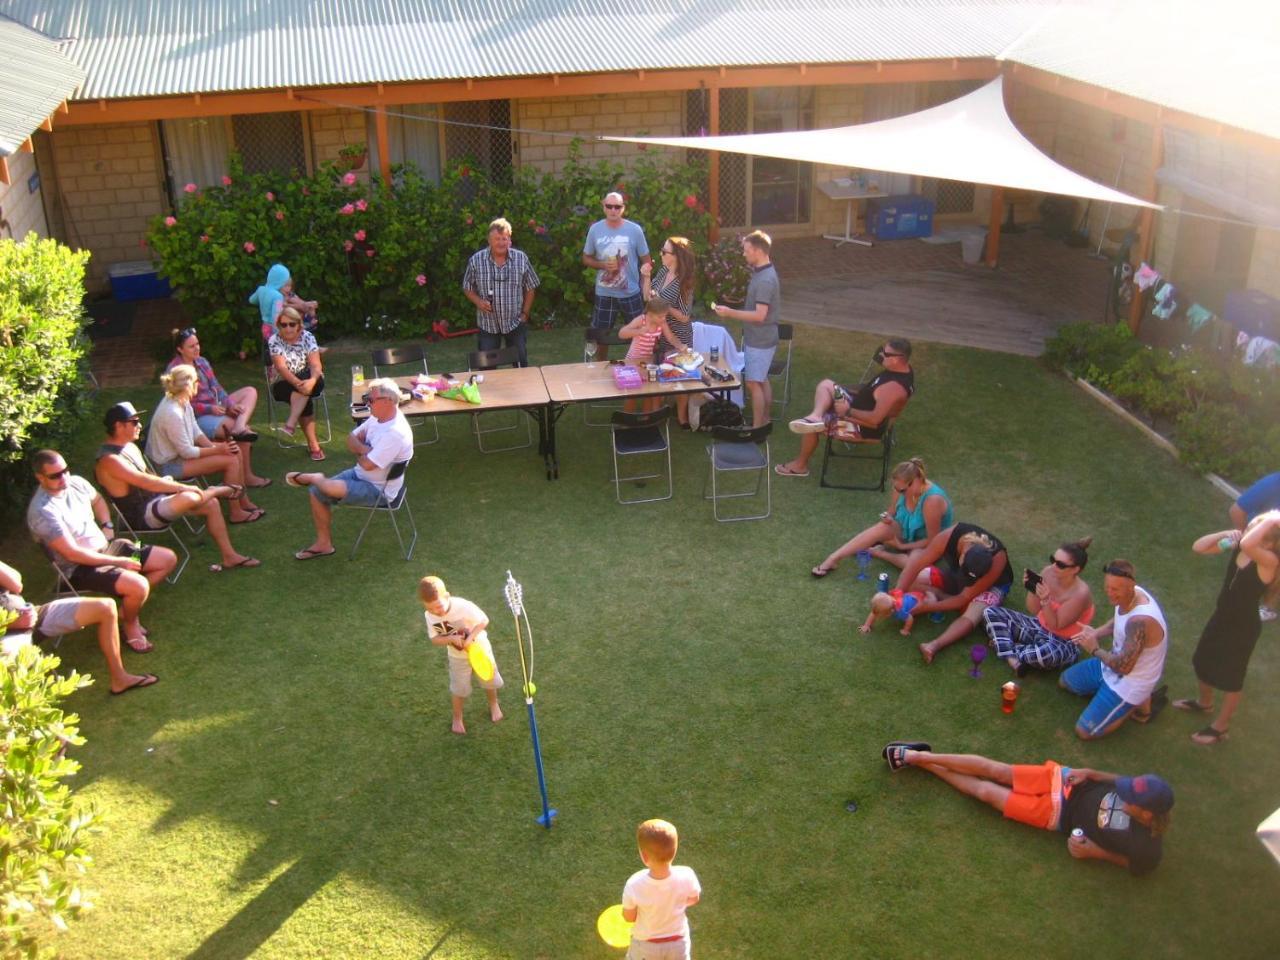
[1001,761,1066,831]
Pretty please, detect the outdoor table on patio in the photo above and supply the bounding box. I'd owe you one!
[539,360,741,479]
[350,368,556,476]
[818,179,885,247]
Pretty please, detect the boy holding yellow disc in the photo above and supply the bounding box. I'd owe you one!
[419,575,503,735]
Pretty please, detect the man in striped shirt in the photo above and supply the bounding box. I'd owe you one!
[462,218,541,367]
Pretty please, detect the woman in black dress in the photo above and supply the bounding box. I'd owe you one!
[1174,510,1280,744]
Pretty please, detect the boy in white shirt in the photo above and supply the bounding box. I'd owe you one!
[419,576,503,735]
[622,819,701,959]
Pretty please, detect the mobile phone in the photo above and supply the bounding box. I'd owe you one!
[1023,568,1043,591]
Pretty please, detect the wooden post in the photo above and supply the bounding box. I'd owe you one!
[375,104,391,186]
[986,187,1004,267]
[1127,124,1164,333]
[708,86,720,245]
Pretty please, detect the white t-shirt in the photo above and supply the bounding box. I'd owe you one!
[622,865,700,942]
[26,475,107,576]
[424,596,489,661]
[353,408,414,498]
[1104,586,1168,705]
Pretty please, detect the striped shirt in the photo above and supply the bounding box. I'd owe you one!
[652,266,694,351]
[625,327,663,363]
[462,246,541,334]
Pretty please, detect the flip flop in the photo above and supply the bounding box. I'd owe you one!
[231,430,260,443]
[125,635,154,654]
[294,547,336,561]
[247,478,274,488]
[811,564,835,578]
[275,423,297,437]
[217,483,245,500]
[1172,697,1212,713]
[774,463,809,478]
[230,508,266,525]
[1191,725,1229,745]
[285,472,308,488]
[209,557,262,573]
[882,740,931,758]
[111,674,158,696]
[309,448,326,461]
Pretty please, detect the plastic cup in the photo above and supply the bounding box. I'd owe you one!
[351,364,364,385]
[1001,681,1020,714]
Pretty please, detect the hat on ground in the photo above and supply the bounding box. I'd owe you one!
[961,546,993,582]
[1116,774,1174,814]
[103,401,145,430]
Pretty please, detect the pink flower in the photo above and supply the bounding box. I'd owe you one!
[275,210,285,221]
[355,198,368,212]
[199,234,209,243]
[365,248,375,258]
[339,203,355,216]
[221,175,233,187]
[534,226,547,235]
[465,215,473,225]
[243,241,256,253]
[343,240,354,251]
[354,229,366,242]
[528,219,536,227]
[164,216,177,227]
[662,217,671,228]
[342,172,357,186]
[302,186,310,195]
[266,191,275,201]
[684,194,698,208]
[183,182,198,194]
[238,351,247,361]
[415,274,427,286]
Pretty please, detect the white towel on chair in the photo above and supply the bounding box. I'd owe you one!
[692,322,744,407]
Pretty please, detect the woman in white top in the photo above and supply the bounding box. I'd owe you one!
[145,364,265,524]
[268,306,326,460]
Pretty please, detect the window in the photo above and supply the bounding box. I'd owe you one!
[749,87,813,226]
[160,112,310,202]
[231,113,310,177]
[443,100,512,181]
[369,104,443,182]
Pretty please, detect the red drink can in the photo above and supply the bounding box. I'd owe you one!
[1001,681,1020,714]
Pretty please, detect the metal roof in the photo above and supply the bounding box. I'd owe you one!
[0,1,1050,98]
[0,15,85,156]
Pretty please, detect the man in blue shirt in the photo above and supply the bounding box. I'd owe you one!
[582,191,650,360]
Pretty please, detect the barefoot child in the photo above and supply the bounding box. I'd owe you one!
[861,587,937,637]
[622,819,701,959]
[619,298,681,413]
[419,575,503,735]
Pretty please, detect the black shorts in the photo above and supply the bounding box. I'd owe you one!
[68,541,155,594]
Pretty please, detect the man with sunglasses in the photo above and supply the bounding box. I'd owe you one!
[1060,559,1169,739]
[26,447,177,654]
[582,191,650,359]
[775,338,914,478]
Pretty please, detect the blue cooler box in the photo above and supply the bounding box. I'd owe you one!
[108,261,172,301]
[867,195,935,241]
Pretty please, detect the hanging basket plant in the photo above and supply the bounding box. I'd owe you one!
[337,142,368,172]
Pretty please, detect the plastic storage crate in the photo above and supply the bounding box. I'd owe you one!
[108,261,172,301]
[867,195,935,241]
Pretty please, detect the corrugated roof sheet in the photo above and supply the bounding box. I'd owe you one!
[0,15,85,156]
[0,1,1050,98]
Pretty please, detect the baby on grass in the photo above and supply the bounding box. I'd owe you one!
[860,586,939,637]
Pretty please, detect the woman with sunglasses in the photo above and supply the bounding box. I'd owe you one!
[811,457,952,578]
[1174,510,1280,744]
[641,236,697,427]
[981,538,1095,676]
[268,306,326,460]
[167,327,270,488]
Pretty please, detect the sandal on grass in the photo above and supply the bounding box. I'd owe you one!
[1173,697,1212,713]
[1191,725,1229,745]
[125,634,154,654]
[811,564,835,579]
[774,463,809,478]
[882,741,931,771]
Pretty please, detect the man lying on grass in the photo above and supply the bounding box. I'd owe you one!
[883,741,1171,875]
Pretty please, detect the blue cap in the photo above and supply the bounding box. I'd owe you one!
[1116,774,1174,814]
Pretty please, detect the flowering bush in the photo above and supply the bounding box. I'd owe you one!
[147,144,712,358]
[700,234,751,304]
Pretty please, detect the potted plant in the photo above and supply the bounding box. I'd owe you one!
[337,142,368,172]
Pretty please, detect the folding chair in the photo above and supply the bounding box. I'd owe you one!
[467,347,532,453]
[819,420,898,492]
[135,427,205,538]
[264,340,332,448]
[610,409,673,504]
[703,423,772,522]
[767,323,794,419]
[343,459,418,560]
[108,501,191,583]
[583,327,627,426]
[371,345,439,446]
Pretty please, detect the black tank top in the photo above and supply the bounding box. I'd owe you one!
[96,443,156,529]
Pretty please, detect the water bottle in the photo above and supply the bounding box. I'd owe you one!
[876,572,890,593]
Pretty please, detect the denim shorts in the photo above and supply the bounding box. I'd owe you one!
[742,345,776,382]
[154,459,186,479]
[1059,656,1136,736]
[309,467,384,507]
[196,413,223,439]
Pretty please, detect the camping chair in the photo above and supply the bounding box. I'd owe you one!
[135,425,206,537]
[767,323,794,420]
[263,340,332,448]
[467,347,532,453]
[342,459,418,560]
[819,420,899,492]
[371,345,439,446]
[106,501,191,583]
[703,423,772,522]
[609,408,673,504]
[583,327,627,426]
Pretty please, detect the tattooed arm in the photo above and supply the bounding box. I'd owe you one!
[1076,615,1160,675]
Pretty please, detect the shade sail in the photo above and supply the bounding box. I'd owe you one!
[603,76,1159,210]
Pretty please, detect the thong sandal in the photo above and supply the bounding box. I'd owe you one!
[229,508,266,525]
[309,448,326,462]
[125,634,154,654]
[1191,725,1229,745]
[774,463,810,478]
[285,472,308,488]
[294,547,336,561]
[1173,697,1212,713]
[209,556,261,573]
[111,674,158,696]
[811,564,835,579]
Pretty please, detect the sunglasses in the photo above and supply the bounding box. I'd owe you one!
[43,468,70,481]
[604,203,624,210]
[278,321,300,329]
[1049,555,1077,569]
[1103,565,1134,579]
[881,351,907,359]
[178,326,197,340]
[893,485,908,494]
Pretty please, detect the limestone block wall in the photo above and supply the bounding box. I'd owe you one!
[810,84,866,238]
[311,108,370,184]
[1245,224,1280,300]
[0,150,49,241]
[514,92,684,174]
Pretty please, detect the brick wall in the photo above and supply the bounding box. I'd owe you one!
[810,84,865,237]
[1245,223,1280,300]
[0,149,49,241]
[310,108,370,183]
[514,92,684,173]
[49,121,167,293]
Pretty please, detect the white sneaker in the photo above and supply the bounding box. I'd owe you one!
[789,417,827,434]
[1260,606,1277,623]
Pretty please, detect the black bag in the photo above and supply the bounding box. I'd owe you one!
[696,398,744,431]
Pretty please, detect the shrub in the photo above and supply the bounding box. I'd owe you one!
[1,646,97,958]
[1042,320,1141,388]
[700,234,751,306]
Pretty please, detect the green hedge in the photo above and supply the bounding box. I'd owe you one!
[147,143,721,359]
[1044,320,1280,483]
[0,234,93,518]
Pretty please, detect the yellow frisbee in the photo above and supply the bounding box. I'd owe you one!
[467,642,495,682]
[596,904,633,949]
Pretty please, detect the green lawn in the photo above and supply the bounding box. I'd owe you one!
[7,325,1278,959]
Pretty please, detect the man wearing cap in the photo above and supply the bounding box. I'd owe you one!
[1060,558,1169,739]
[94,401,261,574]
[882,742,1171,875]
[0,558,156,694]
[284,378,413,560]
[896,522,1013,664]
[26,448,176,653]
[582,191,650,360]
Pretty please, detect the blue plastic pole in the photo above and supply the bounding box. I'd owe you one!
[526,699,557,829]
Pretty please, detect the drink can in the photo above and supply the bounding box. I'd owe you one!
[876,572,890,593]
[1071,828,1084,840]
[1001,681,1020,714]
[710,345,720,363]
